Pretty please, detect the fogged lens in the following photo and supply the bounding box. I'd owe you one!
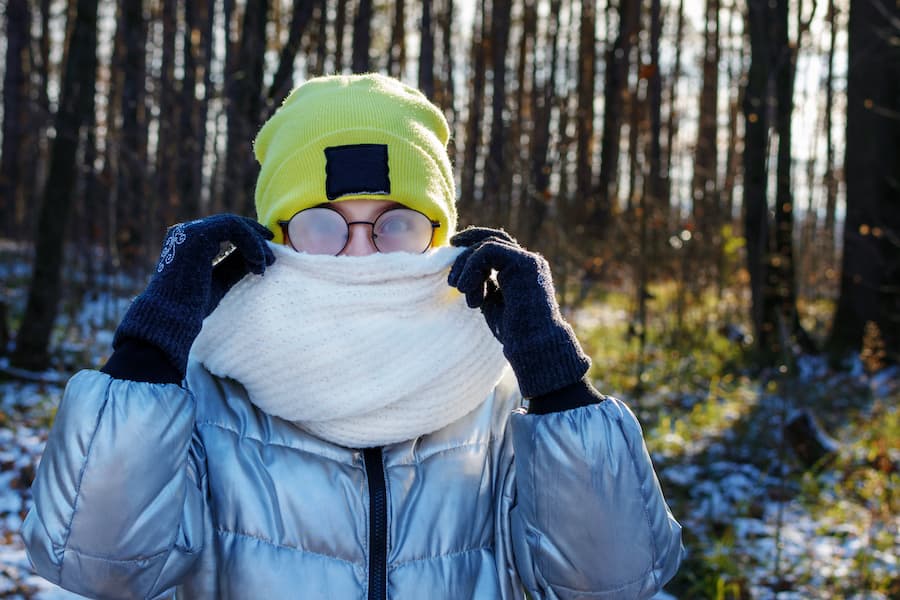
[287,208,348,255]
[372,209,435,253]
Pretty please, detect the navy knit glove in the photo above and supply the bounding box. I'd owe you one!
[448,227,590,398]
[112,214,275,378]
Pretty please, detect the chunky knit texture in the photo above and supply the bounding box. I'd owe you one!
[254,74,456,246]
[112,215,275,377]
[190,243,510,448]
[449,227,591,398]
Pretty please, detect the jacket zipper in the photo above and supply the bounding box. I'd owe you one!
[363,447,388,600]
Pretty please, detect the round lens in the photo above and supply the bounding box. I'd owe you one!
[287,208,348,255]
[372,209,435,253]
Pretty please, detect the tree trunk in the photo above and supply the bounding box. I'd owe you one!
[334,0,347,71]
[828,0,900,364]
[772,0,812,354]
[691,0,720,271]
[11,0,99,370]
[439,0,457,129]
[226,0,269,216]
[387,0,406,77]
[178,0,210,220]
[512,0,536,236]
[418,0,435,98]
[524,0,562,245]
[664,0,684,214]
[269,0,315,106]
[596,0,640,235]
[351,0,372,73]
[525,0,560,246]
[156,0,178,227]
[0,0,30,238]
[484,0,512,224]
[114,0,149,267]
[575,0,596,225]
[311,0,329,76]
[822,0,838,263]
[743,0,776,360]
[645,0,665,269]
[721,3,743,227]
[458,0,487,220]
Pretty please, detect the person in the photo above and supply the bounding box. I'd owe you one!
[21,74,683,599]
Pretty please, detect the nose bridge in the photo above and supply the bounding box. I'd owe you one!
[341,222,377,256]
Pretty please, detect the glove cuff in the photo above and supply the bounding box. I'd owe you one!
[506,322,591,398]
[113,294,203,377]
[101,337,183,384]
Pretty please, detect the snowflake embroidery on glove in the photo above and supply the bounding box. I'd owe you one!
[157,224,188,272]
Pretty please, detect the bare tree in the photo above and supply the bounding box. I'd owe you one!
[335,0,348,71]
[225,0,269,215]
[351,0,373,73]
[113,0,149,266]
[691,0,720,272]
[575,0,596,224]
[828,0,900,364]
[387,0,407,78]
[269,0,315,106]
[484,0,513,223]
[596,0,640,235]
[0,0,30,238]
[419,0,435,98]
[524,0,561,246]
[11,0,99,370]
[822,0,839,262]
[459,0,488,220]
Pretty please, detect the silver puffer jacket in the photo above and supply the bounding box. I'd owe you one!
[22,363,682,599]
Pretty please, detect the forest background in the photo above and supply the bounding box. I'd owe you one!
[0,0,898,598]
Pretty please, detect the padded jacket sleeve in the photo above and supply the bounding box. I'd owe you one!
[508,397,683,599]
[20,370,206,600]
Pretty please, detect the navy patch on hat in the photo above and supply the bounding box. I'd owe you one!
[324,144,390,200]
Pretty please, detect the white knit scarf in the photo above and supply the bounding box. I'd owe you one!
[190,242,510,448]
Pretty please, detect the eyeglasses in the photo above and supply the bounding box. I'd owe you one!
[278,206,440,255]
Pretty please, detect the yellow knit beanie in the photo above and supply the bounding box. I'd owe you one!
[253,73,456,246]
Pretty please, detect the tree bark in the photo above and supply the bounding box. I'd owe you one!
[484,0,512,223]
[311,0,329,76]
[114,0,149,267]
[225,0,269,216]
[524,0,560,246]
[438,0,457,129]
[596,0,640,235]
[178,0,211,219]
[156,0,178,226]
[664,0,685,214]
[691,0,720,257]
[575,0,596,224]
[387,0,406,77]
[351,0,372,73]
[11,0,99,370]
[269,0,315,105]
[721,3,743,227]
[334,0,347,71]
[418,0,435,98]
[459,0,487,220]
[0,0,30,238]
[772,0,812,354]
[743,0,776,359]
[645,0,665,270]
[822,0,838,262]
[828,0,900,363]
